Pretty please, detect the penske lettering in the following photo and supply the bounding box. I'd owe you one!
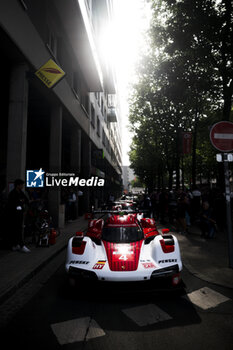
[69,260,89,265]
[158,259,177,264]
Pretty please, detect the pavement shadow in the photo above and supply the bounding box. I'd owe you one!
[59,275,201,332]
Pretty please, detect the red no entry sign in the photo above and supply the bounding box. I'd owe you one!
[210,121,233,152]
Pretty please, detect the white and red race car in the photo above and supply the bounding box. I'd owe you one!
[65,211,182,288]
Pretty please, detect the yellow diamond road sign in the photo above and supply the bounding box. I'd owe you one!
[35,59,65,88]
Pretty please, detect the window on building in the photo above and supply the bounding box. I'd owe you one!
[97,117,100,137]
[47,28,57,57]
[102,129,106,146]
[85,94,90,115]
[73,72,81,99]
[101,98,104,115]
[106,139,110,154]
[104,107,107,121]
[80,93,90,117]
[91,104,95,128]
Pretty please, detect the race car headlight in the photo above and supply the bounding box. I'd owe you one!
[117,244,131,255]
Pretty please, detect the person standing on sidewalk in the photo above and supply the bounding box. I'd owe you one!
[175,194,189,235]
[191,186,201,222]
[7,179,31,253]
[67,188,77,222]
[200,201,217,239]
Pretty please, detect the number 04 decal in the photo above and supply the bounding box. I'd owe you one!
[119,254,128,261]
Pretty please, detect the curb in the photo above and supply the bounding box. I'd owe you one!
[182,259,233,290]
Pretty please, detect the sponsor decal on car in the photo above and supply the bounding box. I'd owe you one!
[142,262,156,269]
[140,259,152,262]
[158,259,177,264]
[69,260,89,265]
[93,260,106,270]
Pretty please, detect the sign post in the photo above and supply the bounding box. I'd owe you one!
[223,154,233,268]
[210,121,233,269]
[182,132,192,154]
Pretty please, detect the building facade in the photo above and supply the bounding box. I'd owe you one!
[0,0,122,227]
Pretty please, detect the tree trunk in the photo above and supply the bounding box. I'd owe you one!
[222,82,233,121]
[168,167,173,190]
[158,172,161,190]
[192,104,199,187]
[181,155,184,190]
[220,0,233,120]
[175,128,181,188]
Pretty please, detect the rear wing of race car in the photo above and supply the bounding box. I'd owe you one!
[92,209,149,215]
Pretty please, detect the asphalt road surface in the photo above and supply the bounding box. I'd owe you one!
[0,250,233,350]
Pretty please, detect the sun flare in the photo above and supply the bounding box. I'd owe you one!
[102,0,152,165]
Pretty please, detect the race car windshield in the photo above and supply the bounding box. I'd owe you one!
[102,226,143,243]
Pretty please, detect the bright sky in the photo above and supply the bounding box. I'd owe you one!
[111,0,151,166]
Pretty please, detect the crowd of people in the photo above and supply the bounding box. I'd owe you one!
[0,178,229,252]
[137,186,226,239]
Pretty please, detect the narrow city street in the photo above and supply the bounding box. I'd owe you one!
[0,1,233,349]
[0,246,233,350]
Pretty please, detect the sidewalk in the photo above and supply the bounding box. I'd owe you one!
[0,216,88,304]
[173,225,233,289]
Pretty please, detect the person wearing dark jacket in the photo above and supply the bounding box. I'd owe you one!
[200,201,216,239]
[175,194,189,234]
[143,194,152,218]
[7,179,30,252]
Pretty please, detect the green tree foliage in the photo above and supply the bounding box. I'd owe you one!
[130,176,144,188]
[129,0,233,190]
